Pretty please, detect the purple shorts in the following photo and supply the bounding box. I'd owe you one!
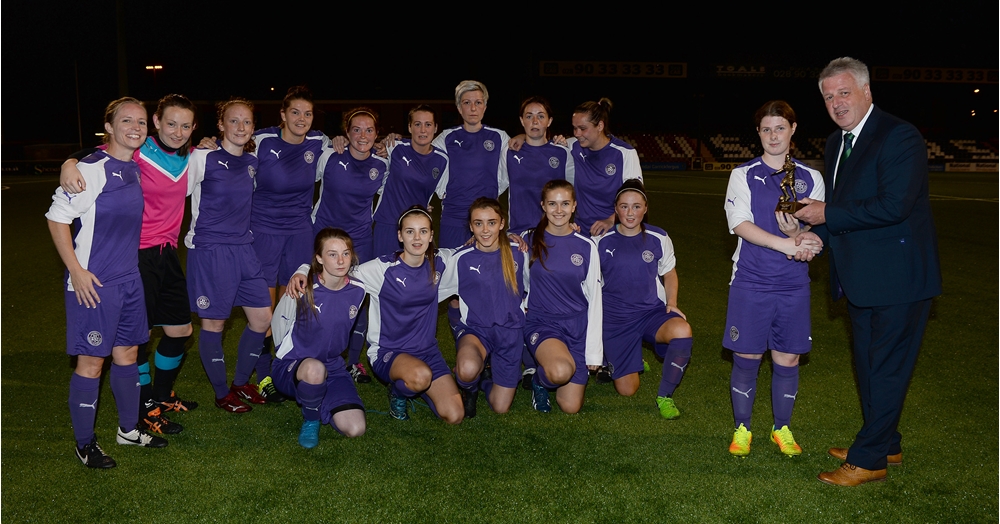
[252,231,314,286]
[723,285,812,354]
[458,324,523,389]
[439,222,472,250]
[369,344,451,388]
[187,244,272,319]
[604,308,681,378]
[524,313,589,385]
[65,277,149,356]
[271,357,364,425]
[372,221,400,259]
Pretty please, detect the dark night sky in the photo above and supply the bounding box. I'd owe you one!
[3,2,997,148]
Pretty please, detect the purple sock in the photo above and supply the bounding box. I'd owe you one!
[253,336,273,380]
[447,305,461,338]
[730,355,761,428]
[456,375,479,392]
[347,307,368,366]
[233,327,266,386]
[68,373,100,447]
[110,363,139,431]
[534,366,558,389]
[771,362,799,429]
[296,381,325,421]
[658,338,692,397]
[521,344,536,368]
[198,330,229,398]
[392,380,418,398]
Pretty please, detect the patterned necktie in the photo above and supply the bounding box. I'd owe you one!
[839,132,854,167]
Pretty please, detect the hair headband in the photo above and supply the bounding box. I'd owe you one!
[398,208,433,228]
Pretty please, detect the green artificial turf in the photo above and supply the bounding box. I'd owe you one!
[2,172,996,522]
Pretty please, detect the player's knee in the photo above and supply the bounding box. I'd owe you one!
[546,361,575,385]
[297,359,326,384]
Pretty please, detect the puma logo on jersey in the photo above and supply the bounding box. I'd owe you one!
[605,248,615,257]
[783,392,797,400]
[281,315,292,322]
[78,400,98,410]
[671,362,688,372]
[63,190,76,202]
[469,265,482,274]
[218,160,229,169]
[270,149,281,158]
[402,156,412,166]
[314,303,323,313]
[395,277,407,287]
[754,175,766,185]
[731,387,753,399]
[453,139,464,147]
[578,152,587,161]
[726,198,736,206]
[513,155,524,164]
[112,171,123,180]
[338,161,350,170]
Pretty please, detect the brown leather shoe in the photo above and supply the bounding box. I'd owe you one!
[828,447,902,466]
[818,462,887,486]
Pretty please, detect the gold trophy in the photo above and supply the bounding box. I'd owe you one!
[774,154,805,213]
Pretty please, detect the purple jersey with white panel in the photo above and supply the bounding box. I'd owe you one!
[372,140,448,225]
[440,244,528,330]
[250,127,327,235]
[724,157,825,291]
[597,225,675,322]
[46,151,143,287]
[568,137,642,232]
[432,126,510,227]
[272,278,367,367]
[503,142,574,233]
[352,254,450,362]
[523,230,603,365]
[185,145,259,247]
[312,149,388,240]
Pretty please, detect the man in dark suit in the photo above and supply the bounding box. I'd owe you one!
[794,57,941,486]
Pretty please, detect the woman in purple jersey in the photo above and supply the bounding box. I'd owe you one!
[450,198,529,417]
[723,100,824,457]
[523,180,603,414]
[59,94,201,436]
[271,228,367,448]
[48,97,167,468]
[597,180,693,419]
[186,98,273,413]
[312,107,388,385]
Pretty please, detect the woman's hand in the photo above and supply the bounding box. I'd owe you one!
[60,159,85,193]
[286,273,308,298]
[666,305,687,320]
[590,217,615,236]
[69,267,103,308]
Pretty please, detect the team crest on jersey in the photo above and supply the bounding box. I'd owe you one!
[642,250,655,263]
[530,332,539,346]
[605,164,617,176]
[369,168,379,180]
[87,331,103,347]
[434,271,441,284]
[431,167,440,179]
[549,157,560,169]
[794,179,808,194]
[304,151,315,164]
[349,305,358,319]
[483,140,495,151]
[570,254,584,266]
[248,166,256,178]
[382,351,394,363]
[513,260,519,272]
[197,296,211,309]
[729,326,740,342]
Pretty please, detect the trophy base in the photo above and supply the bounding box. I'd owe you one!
[776,201,806,213]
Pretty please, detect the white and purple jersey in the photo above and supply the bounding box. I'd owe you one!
[568,136,642,232]
[250,127,327,235]
[184,144,259,248]
[372,140,448,225]
[440,244,529,330]
[352,254,452,362]
[503,142,574,233]
[272,278,367,366]
[45,151,143,288]
[312,149,389,240]
[432,125,510,227]
[724,156,825,290]
[523,230,603,365]
[597,225,675,323]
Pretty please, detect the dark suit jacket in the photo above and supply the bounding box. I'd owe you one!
[816,105,941,308]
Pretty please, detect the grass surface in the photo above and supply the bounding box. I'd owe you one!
[2,172,997,522]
